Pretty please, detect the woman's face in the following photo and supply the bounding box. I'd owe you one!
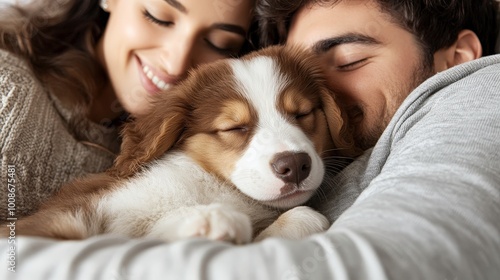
[97,0,254,116]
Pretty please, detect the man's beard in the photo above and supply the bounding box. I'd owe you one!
[355,60,435,150]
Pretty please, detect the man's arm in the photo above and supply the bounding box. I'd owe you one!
[321,54,500,279]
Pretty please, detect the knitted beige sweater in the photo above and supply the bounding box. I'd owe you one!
[0,50,120,220]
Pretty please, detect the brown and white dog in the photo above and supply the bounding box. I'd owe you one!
[7,46,359,244]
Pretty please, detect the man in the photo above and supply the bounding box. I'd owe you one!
[1,1,499,279]
[266,0,500,278]
[260,0,498,150]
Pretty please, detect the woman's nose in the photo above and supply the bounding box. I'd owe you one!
[160,38,195,80]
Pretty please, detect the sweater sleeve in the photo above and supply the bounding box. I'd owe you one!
[1,56,500,280]
[0,51,117,220]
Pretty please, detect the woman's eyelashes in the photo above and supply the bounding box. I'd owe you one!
[142,9,241,57]
[142,9,173,27]
[204,39,239,57]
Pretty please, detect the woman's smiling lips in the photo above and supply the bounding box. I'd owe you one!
[136,56,178,95]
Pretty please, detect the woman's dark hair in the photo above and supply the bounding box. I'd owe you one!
[257,0,499,58]
[0,0,261,128]
[0,0,108,114]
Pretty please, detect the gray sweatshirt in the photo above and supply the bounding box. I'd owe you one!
[2,54,500,280]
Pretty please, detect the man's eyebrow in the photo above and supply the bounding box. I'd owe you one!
[311,33,381,54]
[164,0,187,13]
[211,23,247,37]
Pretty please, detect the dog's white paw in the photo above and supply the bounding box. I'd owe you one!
[178,204,253,244]
[254,206,330,241]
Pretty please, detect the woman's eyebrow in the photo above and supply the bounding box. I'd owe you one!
[211,23,247,37]
[164,0,187,13]
[312,33,381,54]
[162,1,246,37]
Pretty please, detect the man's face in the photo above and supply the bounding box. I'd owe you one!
[288,0,434,149]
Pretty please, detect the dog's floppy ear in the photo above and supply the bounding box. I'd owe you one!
[110,94,189,178]
[320,89,363,158]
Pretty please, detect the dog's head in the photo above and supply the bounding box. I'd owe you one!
[111,45,361,209]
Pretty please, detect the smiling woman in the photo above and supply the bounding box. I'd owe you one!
[0,0,258,220]
[99,0,256,116]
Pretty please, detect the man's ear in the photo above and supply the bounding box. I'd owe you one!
[434,30,483,72]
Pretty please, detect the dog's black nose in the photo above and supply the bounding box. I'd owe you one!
[271,152,312,185]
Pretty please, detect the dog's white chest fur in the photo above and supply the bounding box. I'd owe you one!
[99,152,276,242]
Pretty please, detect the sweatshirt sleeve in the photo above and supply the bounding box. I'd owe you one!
[2,57,500,280]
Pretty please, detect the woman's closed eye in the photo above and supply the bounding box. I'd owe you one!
[142,9,174,27]
[204,39,240,57]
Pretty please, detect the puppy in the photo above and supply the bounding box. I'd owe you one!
[6,46,359,243]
